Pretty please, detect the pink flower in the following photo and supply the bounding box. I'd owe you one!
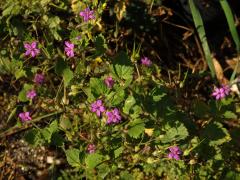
[76,36,81,40]
[212,85,230,100]
[33,73,44,85]
[64,41,74,58]
[104,76,114,88]
[141,57,152,66]
[91,100,105,117]
[87,144,96,154]
[19,112,32,122]
[26,90,37,100]
[168,146,182,160]
[106,108,122,125]
[24,41,40,58]
[79,7,95,22]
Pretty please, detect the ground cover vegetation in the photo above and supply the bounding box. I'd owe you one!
[0,0,240,179]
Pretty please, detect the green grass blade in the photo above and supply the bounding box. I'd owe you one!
[219,0,240,81]
[188,0,215,78]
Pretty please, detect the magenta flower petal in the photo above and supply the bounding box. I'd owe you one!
[64,41,75,58]
[34,73,44,85]
[90,99,105,117]
[87,144,96,154]
[168,146,182,160]
[212,85,231,100]
[24,43,31,49]
[141,57,152,66]
[31,42,37,48]
[24,41,40,58]
[26,89,37,100]
[104,76,114,88]
[79,7,95,22]
[106,108,121,125]
[19,112,32,122]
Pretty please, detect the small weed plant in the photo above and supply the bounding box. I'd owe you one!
[0,0,240,179]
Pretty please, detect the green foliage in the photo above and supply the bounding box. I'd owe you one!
[18,84,34,102]
[65,148,81,168]
[202,122,231,147]
[1,0,240,179]
[106,87,125,106]
[55,59,74,87]
[41,120,58,143]
[128,119,145,139]
[85,153,104,169]
[89,77,108,98]
[189,0,215,78]
[219,0,240,81]
[160,121,189,143]
[94,34,107,57]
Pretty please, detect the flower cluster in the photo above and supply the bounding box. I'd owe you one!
[19,112,32,122]
[87,144,96,154]
[141,57,152,66]
[106,108,122,125]
[34,73,44,85]
[212,85,231,100]
[27,89,37,100]
[64,41,75,58]
[90,100,122,125]
[104,76,115,88]
[79,7,95,22]
[19,9,97,122]
[168,146,182,160]
[24,41,40,58]
[91,100,105,117]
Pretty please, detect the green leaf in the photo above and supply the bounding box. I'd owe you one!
[41,128,52,143]
[193,100,210,118]
[24,129,42,146]
[2,3,21,17]
[85,153,104,169]
[120,171,134,180]
[224,171,240,179]
[65,148,81,167]
[220,0,240,52]
[60,116,72,130]
[18,84,34,102]
[114,146,124,158]
[161,121,189,143]
[106,88,125,106]
[97,164,110,179]
[123,96,136,114]
[48,16,60,28]
[202,122,231,146]
[150,86,167,102]
[224,111,237,119]
[112,51,132,66]
[94,34,107,56]
[189,0,215,77]
[41,120,58,143]
[63,67,73,87]
[130,105,142,119]
[111,64,133,81]
[90,78,108,97]
[55,59,66,75]
[51,132,64,147]
[220,0,240,81]
[15,69,26,80]
[55,59,73,87]
[128,119,145,139]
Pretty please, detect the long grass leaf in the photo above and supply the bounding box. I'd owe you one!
[188,0,215,78]
[219,0,240,81]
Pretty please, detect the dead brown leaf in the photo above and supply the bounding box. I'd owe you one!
[226,57,240,73]
[213,57,229,84]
